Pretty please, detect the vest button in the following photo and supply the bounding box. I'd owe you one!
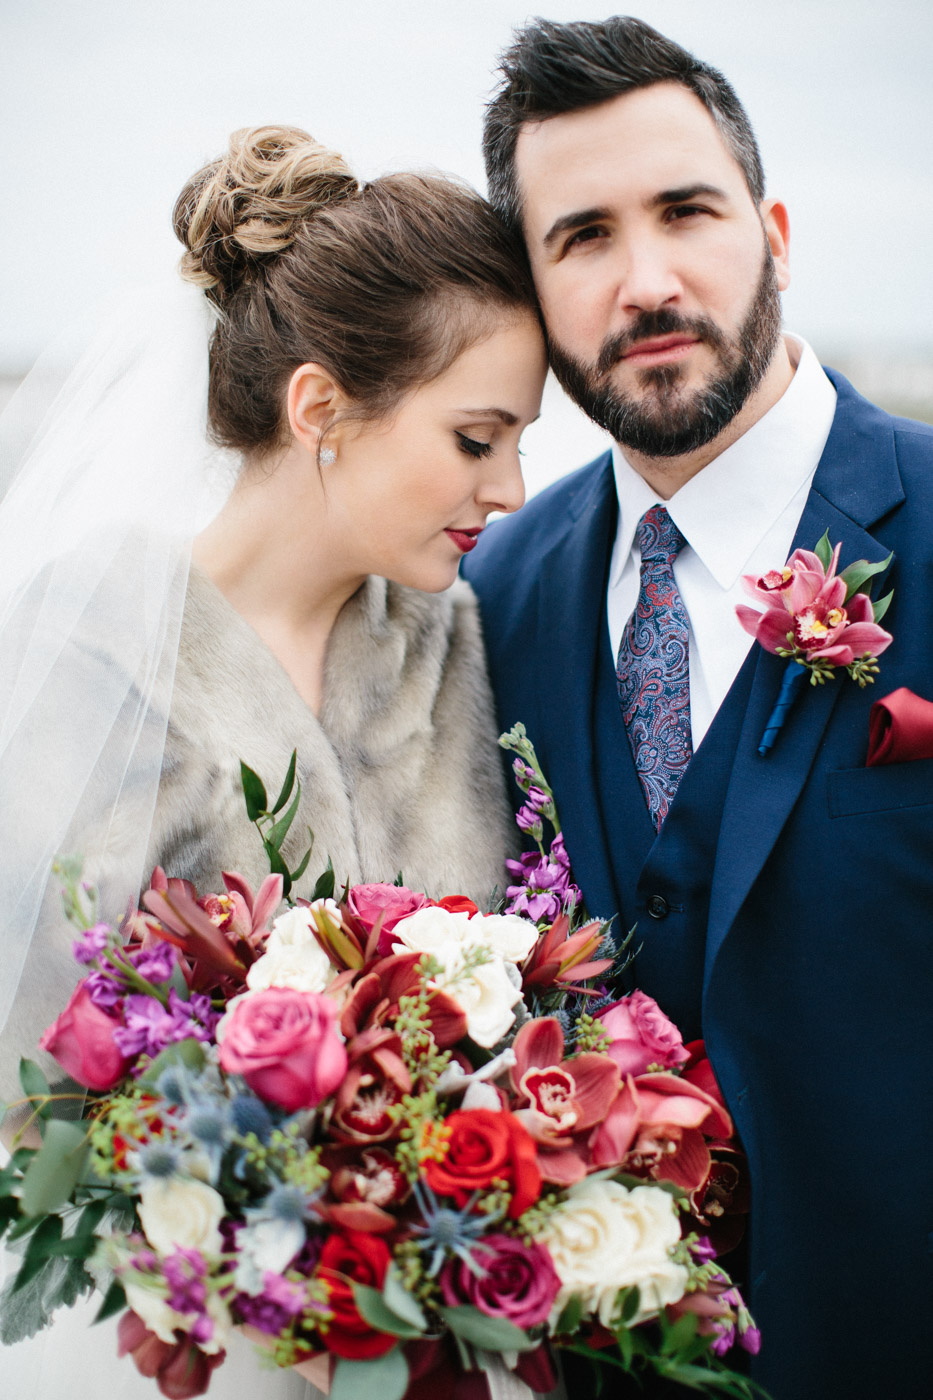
[647,894,670,920]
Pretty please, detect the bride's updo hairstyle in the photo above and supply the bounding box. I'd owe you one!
[173,125,538,457]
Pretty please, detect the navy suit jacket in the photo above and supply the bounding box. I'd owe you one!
[464,371,933,1400]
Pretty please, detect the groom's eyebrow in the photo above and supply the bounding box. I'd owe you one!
[542,207,610,250]
[650,183,729,207]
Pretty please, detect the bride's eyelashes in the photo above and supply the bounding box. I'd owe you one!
[455,431,493,459]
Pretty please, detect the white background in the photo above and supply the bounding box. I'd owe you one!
[2,0,931,493]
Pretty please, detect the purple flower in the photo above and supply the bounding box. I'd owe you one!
[113,989,219,1060]
[84,968,124,1011]
[72,923,111,965]
[131,942,178,984]
[163,1248,208,1316]
[439,1234,560,1330]
[505,836,580,922]
[235,1271,319,1334]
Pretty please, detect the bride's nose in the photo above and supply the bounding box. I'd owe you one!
[477,449,526,517]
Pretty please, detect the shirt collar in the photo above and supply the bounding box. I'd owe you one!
[609,335,837,588]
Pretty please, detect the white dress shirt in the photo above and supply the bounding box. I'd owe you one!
[608,335,838,747]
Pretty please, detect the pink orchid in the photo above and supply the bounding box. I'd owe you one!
[736,543,892,670]
[509,1016,620,1185]
[591,1071,733,1192]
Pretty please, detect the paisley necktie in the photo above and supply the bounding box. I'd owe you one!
[616,505,693,830]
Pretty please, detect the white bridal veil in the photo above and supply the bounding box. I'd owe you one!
[0,281,233,1066]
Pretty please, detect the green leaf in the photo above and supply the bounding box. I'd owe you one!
[138,1037,206,1086]
[554,1293,584,1335]
[660,1310,700,1357]
[813,530,833,571]
[291,842,314,886]
[93,1278,127,1324]
[270,750,298,816]
[839,552,892,600]
[262,840,292,898]
[240,761,268,822]
[440,1304,537,1353]
[19,1120,89,1217]
[352,1282,423,1339]
[620,1284,642,1324]
[0,1195,21,1240]
[872,589,894,624]
[13,1216,63,1292]
[381,1265,428,1331]
[18,1058,52,1118]
[331,1350,409,1400]
[310,856,335,903]
[267,783,302,852]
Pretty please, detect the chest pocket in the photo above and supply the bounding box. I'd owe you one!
[827,756,933,818]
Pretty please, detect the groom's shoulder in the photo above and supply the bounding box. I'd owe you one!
[465,450,612,584]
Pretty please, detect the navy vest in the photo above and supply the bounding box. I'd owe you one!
[592,620,756,1040]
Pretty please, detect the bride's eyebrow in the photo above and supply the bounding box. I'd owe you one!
[456,409,519,425]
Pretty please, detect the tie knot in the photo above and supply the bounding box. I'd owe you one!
[636,505,686,565]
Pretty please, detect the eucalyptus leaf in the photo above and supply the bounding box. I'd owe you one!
[20,1119,89,1217]
[440,1304,537,1352]
[240,761,268,822]
[353,1282,423,1339]
[330,1349,409,1400]
[813,530,833,571]
[139,1037,206,1085]
[18,1058,51,1118]
[381,1266,427,1331]
[270,749,298,816]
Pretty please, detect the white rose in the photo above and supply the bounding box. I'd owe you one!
[391,906,472,969]
[246,940,332,994]
[269,902,337,951]
[138,1176,226,1257]
[536,1177,688,1329]
[434,955,522,1048]
[234,1216,305,1296]
[467,913,539,964]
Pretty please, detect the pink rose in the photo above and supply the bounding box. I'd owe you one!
[439,1233,560,1330]
[39,982,131,1091]
[218,988,347,1111]
[346,882,430,956]
[596,990,690,1077]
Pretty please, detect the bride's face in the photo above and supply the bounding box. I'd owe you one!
[323,311,546,592]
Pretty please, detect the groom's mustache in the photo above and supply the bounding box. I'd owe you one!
[594,308,730,377]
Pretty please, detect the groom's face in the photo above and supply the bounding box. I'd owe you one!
[514,82,791,458]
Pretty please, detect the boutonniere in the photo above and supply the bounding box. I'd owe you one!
[736,532,894,755]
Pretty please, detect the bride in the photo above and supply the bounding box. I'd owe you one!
[0,127,548,1397]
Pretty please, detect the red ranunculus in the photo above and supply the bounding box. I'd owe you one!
[39,982,131,1090]
[425,1109,541,1218]
[317,1231,396,1359]
[431,895,479,917]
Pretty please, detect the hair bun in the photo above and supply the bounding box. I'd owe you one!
[174,125,358,297]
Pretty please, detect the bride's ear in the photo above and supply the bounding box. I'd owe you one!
[286,363,345,457]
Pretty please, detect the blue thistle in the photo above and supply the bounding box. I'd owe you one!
[410,1180,498,1277]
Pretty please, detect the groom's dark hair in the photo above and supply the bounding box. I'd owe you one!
[484,16,765,231]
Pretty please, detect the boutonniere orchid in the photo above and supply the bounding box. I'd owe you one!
[736,532,893,755]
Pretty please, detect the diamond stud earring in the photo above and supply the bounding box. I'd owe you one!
[319,446,337,466]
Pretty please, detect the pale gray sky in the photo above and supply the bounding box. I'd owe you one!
[2,0,931,489]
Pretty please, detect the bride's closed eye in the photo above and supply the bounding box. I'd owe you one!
[455,431,493,459]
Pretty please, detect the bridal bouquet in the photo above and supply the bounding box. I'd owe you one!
[0,730,760,1399]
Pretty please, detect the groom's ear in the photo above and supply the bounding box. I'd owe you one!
[286,362,347,454]
[761,198,791,291]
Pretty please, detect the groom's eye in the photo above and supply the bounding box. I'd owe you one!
[666,204,708,222]
[565,225,605,251]
[456,432,493,459]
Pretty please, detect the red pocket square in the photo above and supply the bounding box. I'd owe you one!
[866,687,933,766]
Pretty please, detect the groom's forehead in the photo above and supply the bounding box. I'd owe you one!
[514,82,752,242]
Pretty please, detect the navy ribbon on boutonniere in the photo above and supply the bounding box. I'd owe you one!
[735,531,894,756]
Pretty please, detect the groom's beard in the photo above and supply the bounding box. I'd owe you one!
[546,243,783,459]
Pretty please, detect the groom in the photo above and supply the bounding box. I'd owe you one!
[465,16,933,1400]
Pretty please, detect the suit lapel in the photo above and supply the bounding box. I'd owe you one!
[534,453,624,917]
[706,373,904,976]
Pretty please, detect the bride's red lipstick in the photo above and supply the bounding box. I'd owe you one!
[445,527,483,553]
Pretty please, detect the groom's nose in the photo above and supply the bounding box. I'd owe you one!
[613,232,684,316]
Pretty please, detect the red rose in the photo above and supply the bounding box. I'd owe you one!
[318,1230,396,1360]
[425,1109,541,1218]
[39,982,131,1091]
[431,895,479,917]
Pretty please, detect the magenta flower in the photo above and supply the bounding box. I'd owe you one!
[736,543,892,672]
[505,834,580,922]
[439,1233,561,1329]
